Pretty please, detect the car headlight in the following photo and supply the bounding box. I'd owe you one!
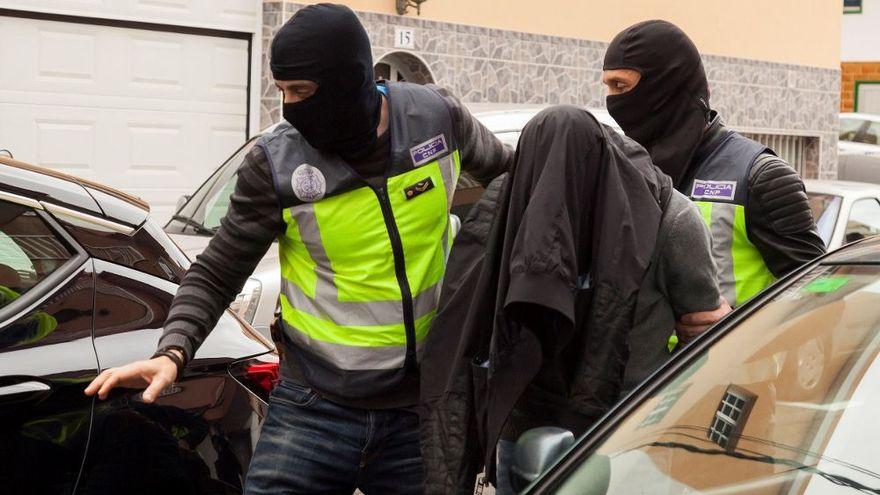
[229,277,262,324]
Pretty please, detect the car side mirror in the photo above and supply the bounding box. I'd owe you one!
[510,427,575,493]
[176,195,191,212]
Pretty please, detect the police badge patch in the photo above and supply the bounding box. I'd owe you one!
[291,164,326,202]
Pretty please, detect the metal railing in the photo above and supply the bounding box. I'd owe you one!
[740,132,815,177]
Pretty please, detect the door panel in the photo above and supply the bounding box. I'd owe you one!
[81,260,264,494]
[0,264,96,495]
[0,198,96,495]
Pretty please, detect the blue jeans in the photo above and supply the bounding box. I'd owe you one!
[244,380,424,495]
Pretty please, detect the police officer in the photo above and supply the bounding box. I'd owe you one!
[86,4,511,494]
[601,20,825,335]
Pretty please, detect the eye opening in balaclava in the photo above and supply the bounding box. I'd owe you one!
[271,3,382,158]
[603,20,711,187]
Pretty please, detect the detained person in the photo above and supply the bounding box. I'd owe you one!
[85,4,512,494]
[420,105,730,494]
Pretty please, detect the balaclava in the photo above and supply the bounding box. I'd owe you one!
[603,20,711,187]
[271,3,382,158]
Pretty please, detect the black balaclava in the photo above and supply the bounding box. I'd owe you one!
[603,20,710,187]
[271,4,382,157]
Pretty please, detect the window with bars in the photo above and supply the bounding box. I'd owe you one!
[708,385,757,450]
[740,132,817,178]
[639,385,690,428]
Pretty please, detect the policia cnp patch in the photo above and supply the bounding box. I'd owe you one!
[404,177,435,200]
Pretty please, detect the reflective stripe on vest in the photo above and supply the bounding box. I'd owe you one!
[263,82,462,389]
[278,151,460,370]
[683,128,776,307]
[696,201,775,306]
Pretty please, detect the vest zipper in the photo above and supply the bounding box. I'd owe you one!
[374,186,417,367]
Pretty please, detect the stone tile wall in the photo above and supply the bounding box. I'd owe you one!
[262,1,840,178]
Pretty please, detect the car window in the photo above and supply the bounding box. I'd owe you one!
[0,200,72,310]
[495,131,521,148]
[202,174,238,230]
[839,118,865,143]
[863,121,880,145]
[166,137,257,235]
[845,198,880,244]
[552,264,880,495]
[807,193,842,247]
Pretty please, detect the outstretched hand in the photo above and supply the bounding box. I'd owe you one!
[84,356,179,403]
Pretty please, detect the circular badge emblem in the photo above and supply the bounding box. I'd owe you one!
[291,164,326,202]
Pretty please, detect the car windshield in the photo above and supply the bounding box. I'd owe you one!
[839,118,864,143]
[807,193,842,246]
[553,264,880,494]
[165,138,258,235]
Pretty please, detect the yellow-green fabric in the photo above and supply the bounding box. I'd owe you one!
[0,285,19,306]
[696,201,775,306]
[277,151,460,369]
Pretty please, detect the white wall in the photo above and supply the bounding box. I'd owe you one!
[842,0,880,61]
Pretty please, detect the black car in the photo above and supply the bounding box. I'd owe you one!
[513,236,880,494]
[0,157,277,495]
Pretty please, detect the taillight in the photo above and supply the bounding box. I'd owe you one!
[245,362,279,394]
[229,354,279,402]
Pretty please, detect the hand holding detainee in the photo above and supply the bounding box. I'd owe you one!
[676,298,732,343]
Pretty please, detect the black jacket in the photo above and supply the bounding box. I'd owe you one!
[696,115,826,277]
[420,107,672,494]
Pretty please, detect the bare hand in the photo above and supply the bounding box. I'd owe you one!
[676,298,733,342]
[84,356,178,403]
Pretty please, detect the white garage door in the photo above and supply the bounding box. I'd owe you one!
[0,13,252,222]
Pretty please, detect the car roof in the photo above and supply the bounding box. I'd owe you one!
[824,235,880,264]
[468,104,620,134]
[840,112,880,123]
[804,179,880,196]
[0,156,149,227]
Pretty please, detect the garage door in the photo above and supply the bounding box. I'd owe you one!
[0,13,251,222]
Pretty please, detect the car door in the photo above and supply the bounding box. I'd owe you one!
[527,262,880,494]
[77,219,272,494]
[0,197,96,495]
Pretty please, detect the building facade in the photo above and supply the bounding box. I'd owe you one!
[262,0,842,179]
[841,0,880,114]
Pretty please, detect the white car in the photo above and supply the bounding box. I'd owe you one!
[838,113,880,185]
[165,104,592,337]
[839,112,880,154]
[806,179,880,250]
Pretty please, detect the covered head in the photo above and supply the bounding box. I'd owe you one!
[603,20,710,187]
[271,3,382,156]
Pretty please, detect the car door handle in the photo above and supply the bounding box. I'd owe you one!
[0,376,52,406]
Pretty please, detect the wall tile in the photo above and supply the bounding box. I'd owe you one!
[261,1,840,177]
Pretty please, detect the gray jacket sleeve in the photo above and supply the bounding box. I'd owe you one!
[747,155,826,278]
[157,146,284,362]
[432,86,514,186]
[657,194,722,316]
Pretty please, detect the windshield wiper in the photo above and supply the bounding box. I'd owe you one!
[170,215,216,236]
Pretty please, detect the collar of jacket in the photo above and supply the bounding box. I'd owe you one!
[691,110,729,167]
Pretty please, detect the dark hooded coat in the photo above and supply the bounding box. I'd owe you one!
[419,106,676,493]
